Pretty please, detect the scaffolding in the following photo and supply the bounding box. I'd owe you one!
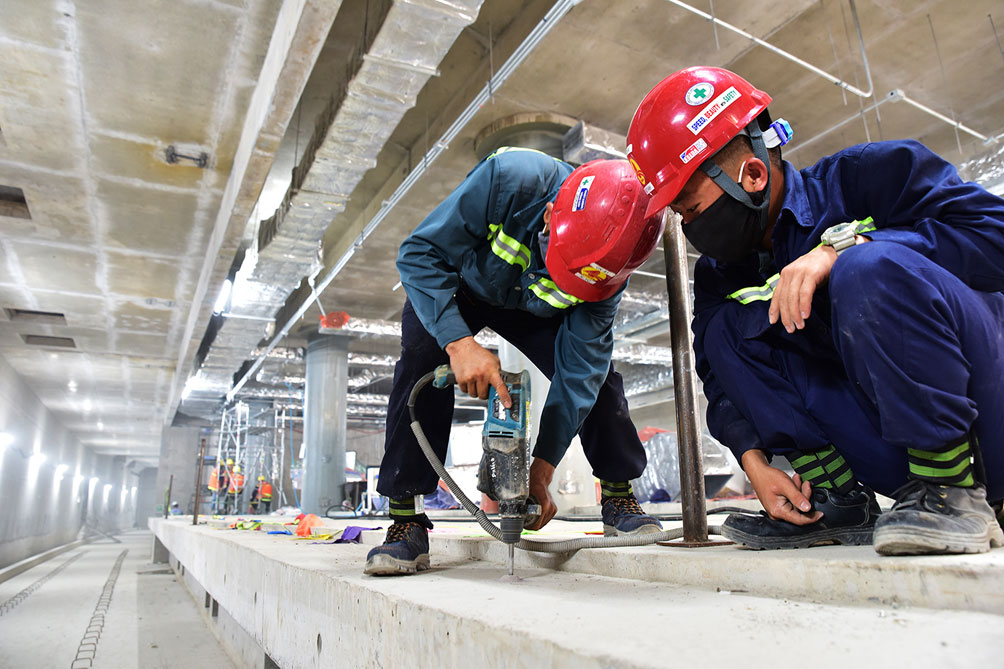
[214,400,301,514]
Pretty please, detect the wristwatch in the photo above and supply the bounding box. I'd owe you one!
[821,222,857,255]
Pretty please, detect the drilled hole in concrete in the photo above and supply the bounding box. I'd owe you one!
[254,592,257,604]
[316,633,322,654]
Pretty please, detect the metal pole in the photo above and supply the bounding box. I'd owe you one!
[164,474,173,520]
[662,214,708,542]
[193,437,207,525]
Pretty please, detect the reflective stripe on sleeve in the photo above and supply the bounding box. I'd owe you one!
[529,277,582,309]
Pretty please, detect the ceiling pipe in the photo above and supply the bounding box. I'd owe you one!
[664,0,874,99]
[666,0,999,150]
[787,89,994,159]
[227,0,585,403]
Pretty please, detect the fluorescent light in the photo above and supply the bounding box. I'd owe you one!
[97,422,104,431]
[30,453,47,465]
[68,380,78,393]
[0,433,13,449]
[213,279,233,314]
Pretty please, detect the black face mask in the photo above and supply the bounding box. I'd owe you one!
[682,188,767,263]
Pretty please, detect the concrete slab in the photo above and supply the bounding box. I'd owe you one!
[152,515,1003,668]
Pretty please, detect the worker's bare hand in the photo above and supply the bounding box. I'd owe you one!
[741,449,822,526]
[444,336,511,407]
[768,245,837,334]
[526,458,557,530]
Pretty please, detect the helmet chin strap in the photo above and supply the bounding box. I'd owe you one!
[697,119,772,235]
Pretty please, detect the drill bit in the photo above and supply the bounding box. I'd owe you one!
[508,544,514,576]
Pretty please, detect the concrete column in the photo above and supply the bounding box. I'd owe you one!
[300,332,351,515]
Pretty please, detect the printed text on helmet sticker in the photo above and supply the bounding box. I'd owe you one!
[687,86,741,135]
[680,138,708,164]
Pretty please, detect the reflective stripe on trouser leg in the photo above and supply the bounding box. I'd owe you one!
[788,444,857,494]
[599,480,633,499]
[908,436,975,487]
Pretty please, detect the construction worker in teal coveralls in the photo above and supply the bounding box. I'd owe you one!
[365,152,667,575]
[627,66,1004,555]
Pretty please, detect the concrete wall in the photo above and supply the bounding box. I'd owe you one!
[153,426,204,516]
[0,354,138,568]
[135,466,160,526]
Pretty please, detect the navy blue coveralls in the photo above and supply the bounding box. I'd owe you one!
[377,148,647,499]
[693,140,1004,501]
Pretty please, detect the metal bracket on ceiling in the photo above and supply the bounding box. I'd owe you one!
[165,145,209,168]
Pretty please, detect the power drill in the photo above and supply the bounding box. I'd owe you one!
[434,365,540,575]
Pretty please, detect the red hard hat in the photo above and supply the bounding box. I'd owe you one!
[627,67,772,218]
[546,159,665,302]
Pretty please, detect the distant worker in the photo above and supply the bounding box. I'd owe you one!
[226,464,245,515]
[365,152,666,576]
[207,462,226,512]
[250,475,273,514]
[169,501,183,516]
[627,66,1004,555]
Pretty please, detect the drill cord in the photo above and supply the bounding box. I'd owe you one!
[408,371,723,553]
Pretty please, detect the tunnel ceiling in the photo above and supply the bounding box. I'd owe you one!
[1,0,1002,464]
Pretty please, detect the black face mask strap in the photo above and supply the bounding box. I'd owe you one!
[698,118,773,228]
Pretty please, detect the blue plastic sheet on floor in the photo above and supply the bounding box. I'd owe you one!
[267,529,292,535]
[424,486,460,510]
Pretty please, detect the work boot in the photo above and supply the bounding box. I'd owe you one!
[721,484,880,549]
[873,481,1004,556]
[601,495,663,536]
[363,522,430,575]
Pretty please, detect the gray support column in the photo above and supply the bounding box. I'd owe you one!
[300,332,352,515]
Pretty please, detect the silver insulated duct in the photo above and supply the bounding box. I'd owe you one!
[182,0,485,417]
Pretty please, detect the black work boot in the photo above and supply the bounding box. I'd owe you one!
[873,481,1004,556]
[721,484,880,549]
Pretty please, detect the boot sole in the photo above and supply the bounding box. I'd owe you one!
[363,553,431,576]
[603,523,663,537]
[720,524,874,550]
[874,524,1004,556]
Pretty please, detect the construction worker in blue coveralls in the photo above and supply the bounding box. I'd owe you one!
[627,66,1004,555]
[365,150,667,575]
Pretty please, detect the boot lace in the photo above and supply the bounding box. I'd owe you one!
[386,522,420,543]
[890,480,949,514]
[605,496,645,516]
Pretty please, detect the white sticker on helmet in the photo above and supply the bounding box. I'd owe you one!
[575,262,614,285]
[686,86,741,135]
[572,176,595,211]
[685,82,715,106]
[680,138,709,164]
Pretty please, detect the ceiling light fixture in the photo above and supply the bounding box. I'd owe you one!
[213,279,233,314]
[68,380,78,393]
[0,432,12,450]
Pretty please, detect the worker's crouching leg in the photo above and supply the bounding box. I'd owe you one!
[830,242,1004,553]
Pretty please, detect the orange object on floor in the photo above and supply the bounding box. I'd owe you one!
[295,513,322,537]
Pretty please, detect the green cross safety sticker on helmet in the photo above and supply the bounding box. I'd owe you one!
[685,82,714,105]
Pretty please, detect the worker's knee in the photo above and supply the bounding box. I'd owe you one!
[830,242,917,321]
